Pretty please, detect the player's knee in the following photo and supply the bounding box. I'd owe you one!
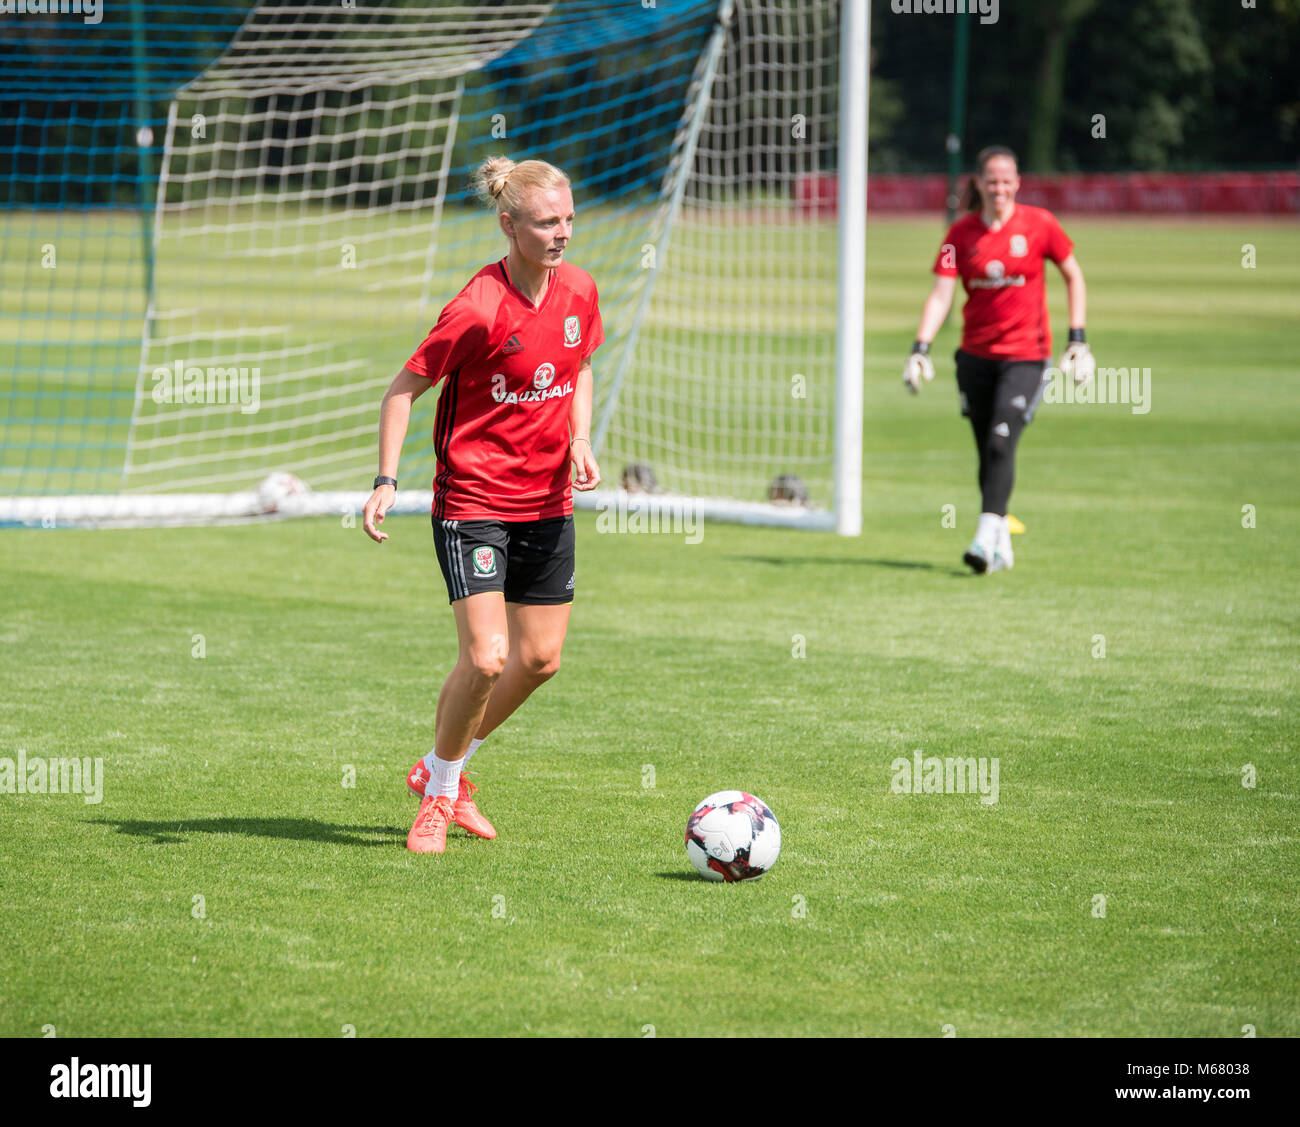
[465,646,507,683]
[985,422,1015,460]
[521,647,561,681]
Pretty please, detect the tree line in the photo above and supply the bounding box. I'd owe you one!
[870,0,1299,172]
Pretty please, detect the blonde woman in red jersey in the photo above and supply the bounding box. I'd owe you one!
[904,145,1094,573]
[361,156,603,853]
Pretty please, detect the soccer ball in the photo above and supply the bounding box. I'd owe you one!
[256,471,309,513]
[684,790,781,882]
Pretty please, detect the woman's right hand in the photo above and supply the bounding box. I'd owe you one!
[363,484,396,543]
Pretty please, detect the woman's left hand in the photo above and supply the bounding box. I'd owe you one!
[1060,340,1095,386]
[571,437,601,491]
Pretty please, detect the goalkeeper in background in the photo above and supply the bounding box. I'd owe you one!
[904,145,1092,573]
[361,155,603,853]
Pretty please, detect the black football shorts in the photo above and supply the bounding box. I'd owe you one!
[432,515,575,605]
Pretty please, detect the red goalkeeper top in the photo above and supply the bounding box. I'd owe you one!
[405,258,604,521]
[933,204,1073,361]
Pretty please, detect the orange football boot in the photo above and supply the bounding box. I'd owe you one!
[407,794,455,854]
[406,759,431,797]
[451,775,496,840]
[406,761,497,840]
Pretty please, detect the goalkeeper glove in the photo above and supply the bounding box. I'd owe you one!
[903,341,935,394]
[1060,329,1095,386]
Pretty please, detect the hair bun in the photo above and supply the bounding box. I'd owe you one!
[471,156,570,218]
[474,156,516,205]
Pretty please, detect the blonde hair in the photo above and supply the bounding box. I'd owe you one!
[470,155,570,219]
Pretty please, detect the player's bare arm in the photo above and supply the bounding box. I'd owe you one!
[1057,253,1087,331]
[904,274,958,392]
[916,273,958,344]
[569,356,600,490]
[363,365,429,543]
[1055,254,1093,384]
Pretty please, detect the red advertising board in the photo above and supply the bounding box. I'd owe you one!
[796,172,1300,216]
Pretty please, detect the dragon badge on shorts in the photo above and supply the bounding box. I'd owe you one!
[472,546,497,578]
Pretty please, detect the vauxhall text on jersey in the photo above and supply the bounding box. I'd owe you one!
[406,258,604,521]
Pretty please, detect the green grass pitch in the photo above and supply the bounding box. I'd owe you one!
[1,215,1297,1036]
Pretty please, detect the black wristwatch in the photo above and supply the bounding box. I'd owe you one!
[373,475,397,490]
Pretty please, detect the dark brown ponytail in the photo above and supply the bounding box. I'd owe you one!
[963,145,1018,212]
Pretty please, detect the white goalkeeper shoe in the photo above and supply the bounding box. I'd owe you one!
[990,523,1015,572]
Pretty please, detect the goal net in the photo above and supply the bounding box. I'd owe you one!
[0,0,863,532]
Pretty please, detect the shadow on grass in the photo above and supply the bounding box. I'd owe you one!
[727,554,967,576]
[90,817,407,846]
[656,871,708,882]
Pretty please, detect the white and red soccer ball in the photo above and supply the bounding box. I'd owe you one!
[685,790,781,882]
[256,471,309,513]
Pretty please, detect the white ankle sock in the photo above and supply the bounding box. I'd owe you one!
[424,736,484,777]
[431,754,465,800]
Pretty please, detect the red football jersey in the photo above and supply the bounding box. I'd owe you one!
[405,258,604,521]
[933,204,1074,361]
